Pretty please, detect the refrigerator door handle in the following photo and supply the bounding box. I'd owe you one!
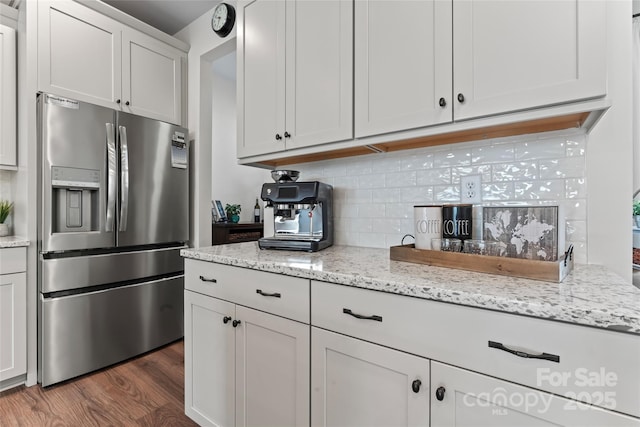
[106,123,117,232]
[119,125,130,232]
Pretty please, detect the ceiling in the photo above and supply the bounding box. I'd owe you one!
[102,0,218,35]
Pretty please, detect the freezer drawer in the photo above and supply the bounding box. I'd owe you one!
[39,276,184,387]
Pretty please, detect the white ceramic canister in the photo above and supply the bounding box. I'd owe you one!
[413,205,443,249]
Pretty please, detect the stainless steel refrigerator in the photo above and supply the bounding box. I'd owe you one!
[37,93,189,386]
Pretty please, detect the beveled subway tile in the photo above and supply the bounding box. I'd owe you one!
[566,220,587,242]
[565,135,587,157]
[400,153,434,170]
[402,186,433,203]
[451,165,492,183]
[358,173,386,189]
[565,178,587,199]
[482,183,514,201]
[385,170,417,188]
[358,232,386,248]
[515,139,565,160]
[514,179,565,200]
[492,162,538,181]
[385,203,413,219]
[471,144,515,164]
[344,188,372,204]
[357,203,386,219]
[346,158,373,176]
[434,185,460,202]
[372,188,402,203]
[372,218,404,234]
[372,155,402,173]
[417,168,451,185]
[433,148,472,168]
[563,199,587,220]
[539,157,585,179]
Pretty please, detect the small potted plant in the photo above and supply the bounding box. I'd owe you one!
[0,200,14,237]
[634,200,640,228]
[225,204,241,223]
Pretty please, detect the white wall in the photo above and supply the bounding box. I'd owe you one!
[211,57,266,222]
[175,2,269,247]
[587,0,633,281]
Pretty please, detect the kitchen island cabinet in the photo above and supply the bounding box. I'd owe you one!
[0,242,28,391]
[182,243,640,424]
[37,0,185,125]
[184,259,309,427]
[237,0,352,158]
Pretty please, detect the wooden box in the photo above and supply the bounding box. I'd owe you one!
[389,244,573,282]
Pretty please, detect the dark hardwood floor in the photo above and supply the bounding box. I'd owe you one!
[0,340,197,426]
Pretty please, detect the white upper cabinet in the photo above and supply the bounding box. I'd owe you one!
[0,23,16,168]
[453,0,606,121]
[355,0,606,139]
[355,0,452,138]
[38,0,185,125]
[237,0,353,158]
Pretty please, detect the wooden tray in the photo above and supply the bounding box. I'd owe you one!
[389,244,574,282]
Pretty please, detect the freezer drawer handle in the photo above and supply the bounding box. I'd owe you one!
[199,275,217,283]
[256,289,281,298]
[343,308,382,322]
[488,341,560,363]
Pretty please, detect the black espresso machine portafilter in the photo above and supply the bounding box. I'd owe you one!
[259,178,333,252]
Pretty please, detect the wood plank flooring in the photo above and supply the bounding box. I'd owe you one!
[0,340,197,426]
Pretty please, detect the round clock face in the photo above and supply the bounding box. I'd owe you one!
[212,4,228,31]
[211,3,235,37]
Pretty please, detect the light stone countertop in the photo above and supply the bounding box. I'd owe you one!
[0,236,30,248]
[181,242,640,335]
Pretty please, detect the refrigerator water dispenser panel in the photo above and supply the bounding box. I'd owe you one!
[51,166,100,233]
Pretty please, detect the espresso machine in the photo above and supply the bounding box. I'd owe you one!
[259,172,333,252]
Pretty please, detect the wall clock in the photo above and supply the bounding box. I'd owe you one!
[211,2,236,37]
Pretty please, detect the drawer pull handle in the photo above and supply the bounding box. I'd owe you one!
[488,341,560,363]
[223,316,232,324]
[199,275,217,283]
[435,386,446,401]
[411,379,422,393]
[343,308,382,322]
[256,289,281,298]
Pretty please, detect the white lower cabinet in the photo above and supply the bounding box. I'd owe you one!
[0,247,27,388]
[431,361,640,427]
[184,259,310,427]
[311,326,430,427]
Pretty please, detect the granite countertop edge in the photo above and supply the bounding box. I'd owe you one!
[0,236,30,248]
[181,244,640,336]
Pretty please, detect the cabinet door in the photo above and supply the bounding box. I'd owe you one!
[431,362,640,427]
[0,23,16,168]
[354,0,452,138]
[235,306,309,427]
[453,0,606,121]
[311,327,429,427]
[184,290,235,427]
[0,272,26,383]
[284,0,352,150]
[122,28,184,125]
[237,0,286,157]
[38,0,122,108]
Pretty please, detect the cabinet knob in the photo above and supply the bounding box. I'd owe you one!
[284,131,291,138]
[116,99,121,104]
[232,319,242,327]
[438,97,446,107]
[125,101,130,106]
[457,93,465,103]
[275,134,282,141]
[435,386,446,401]
[411,379,422,393]
[223,316,232,324]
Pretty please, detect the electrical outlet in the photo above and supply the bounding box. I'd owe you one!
[460,175,482,204]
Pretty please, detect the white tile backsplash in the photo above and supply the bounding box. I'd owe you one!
[292,129,588,263]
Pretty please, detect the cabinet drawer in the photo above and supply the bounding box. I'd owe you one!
[311,281,640,417]
[185,259,309,324]
[0,247,26,274]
